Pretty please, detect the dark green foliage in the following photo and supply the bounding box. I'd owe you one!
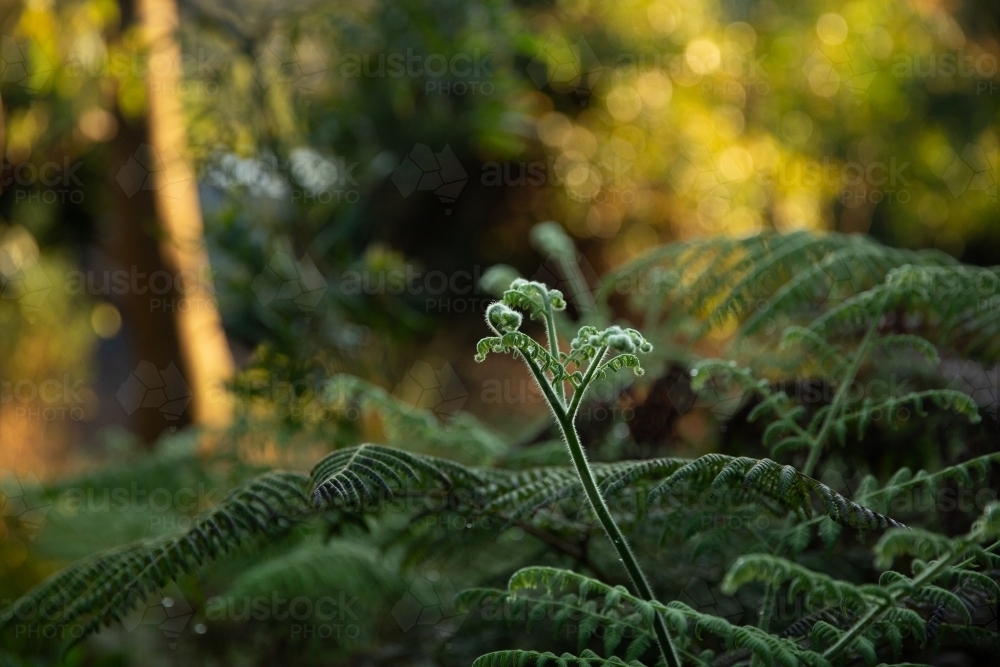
[4,230,999,667]
[0,471,311,648]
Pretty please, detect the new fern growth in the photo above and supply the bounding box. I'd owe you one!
[475,278,682,667]
[4,229,998,667]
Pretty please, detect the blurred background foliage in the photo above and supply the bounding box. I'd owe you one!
[0,0,998,665]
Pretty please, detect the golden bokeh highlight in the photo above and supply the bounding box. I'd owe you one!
[90,302,122,339]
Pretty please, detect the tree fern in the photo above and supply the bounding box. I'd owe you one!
[5,230,999,667]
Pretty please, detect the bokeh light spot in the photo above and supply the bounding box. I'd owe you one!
[91,302,122,339]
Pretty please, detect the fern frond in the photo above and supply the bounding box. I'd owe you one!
[473,649,645,667]
[840,389,982,440]
[811,264,1000,362]
[913,586,972,625]
[874,529,961,568]
[481,459,691,522]
[598,232,951,340]
[310,443,481,510]
[780,326,848,374]
[868,335,940,364]
[721,555,889,610]
[462,567,667,662]
[476,331,567,378]
[678,601,831,667]
[854,453,1000,515]
[645,455,903,532]
[479,567,839,667]
[810,621,877,665]
[2,471,311,646]
[739,242,950,335]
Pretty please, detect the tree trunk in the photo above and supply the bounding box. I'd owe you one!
[108,0,234,440]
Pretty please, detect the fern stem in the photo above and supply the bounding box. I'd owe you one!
[802,292,889,476]
[568,346,607,418]
[821,539,966,661]
[520,350,683,667]
[543,300,567,406]
[757,581,775,633]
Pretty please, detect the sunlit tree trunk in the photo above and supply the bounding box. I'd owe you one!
[135,0,234,428]
[1,89,5,195]
[107,0,233,440]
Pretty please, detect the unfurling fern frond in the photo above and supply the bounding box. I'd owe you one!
[476,331,567,378]
[645,455,904,532]
[1,471,311,648]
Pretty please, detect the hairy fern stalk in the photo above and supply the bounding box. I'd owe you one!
[4,228,1000,667]
[475,279,683,667]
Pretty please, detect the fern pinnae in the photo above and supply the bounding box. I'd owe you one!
[310,444,467,510]
[738,242,931,335]
[721,554,884,611]
[472,648,646,667]
[6,471,312,649]
[692,232,834,339]
[645,454,902,532]
[598,459,689,497]
[821,504,1000,662]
